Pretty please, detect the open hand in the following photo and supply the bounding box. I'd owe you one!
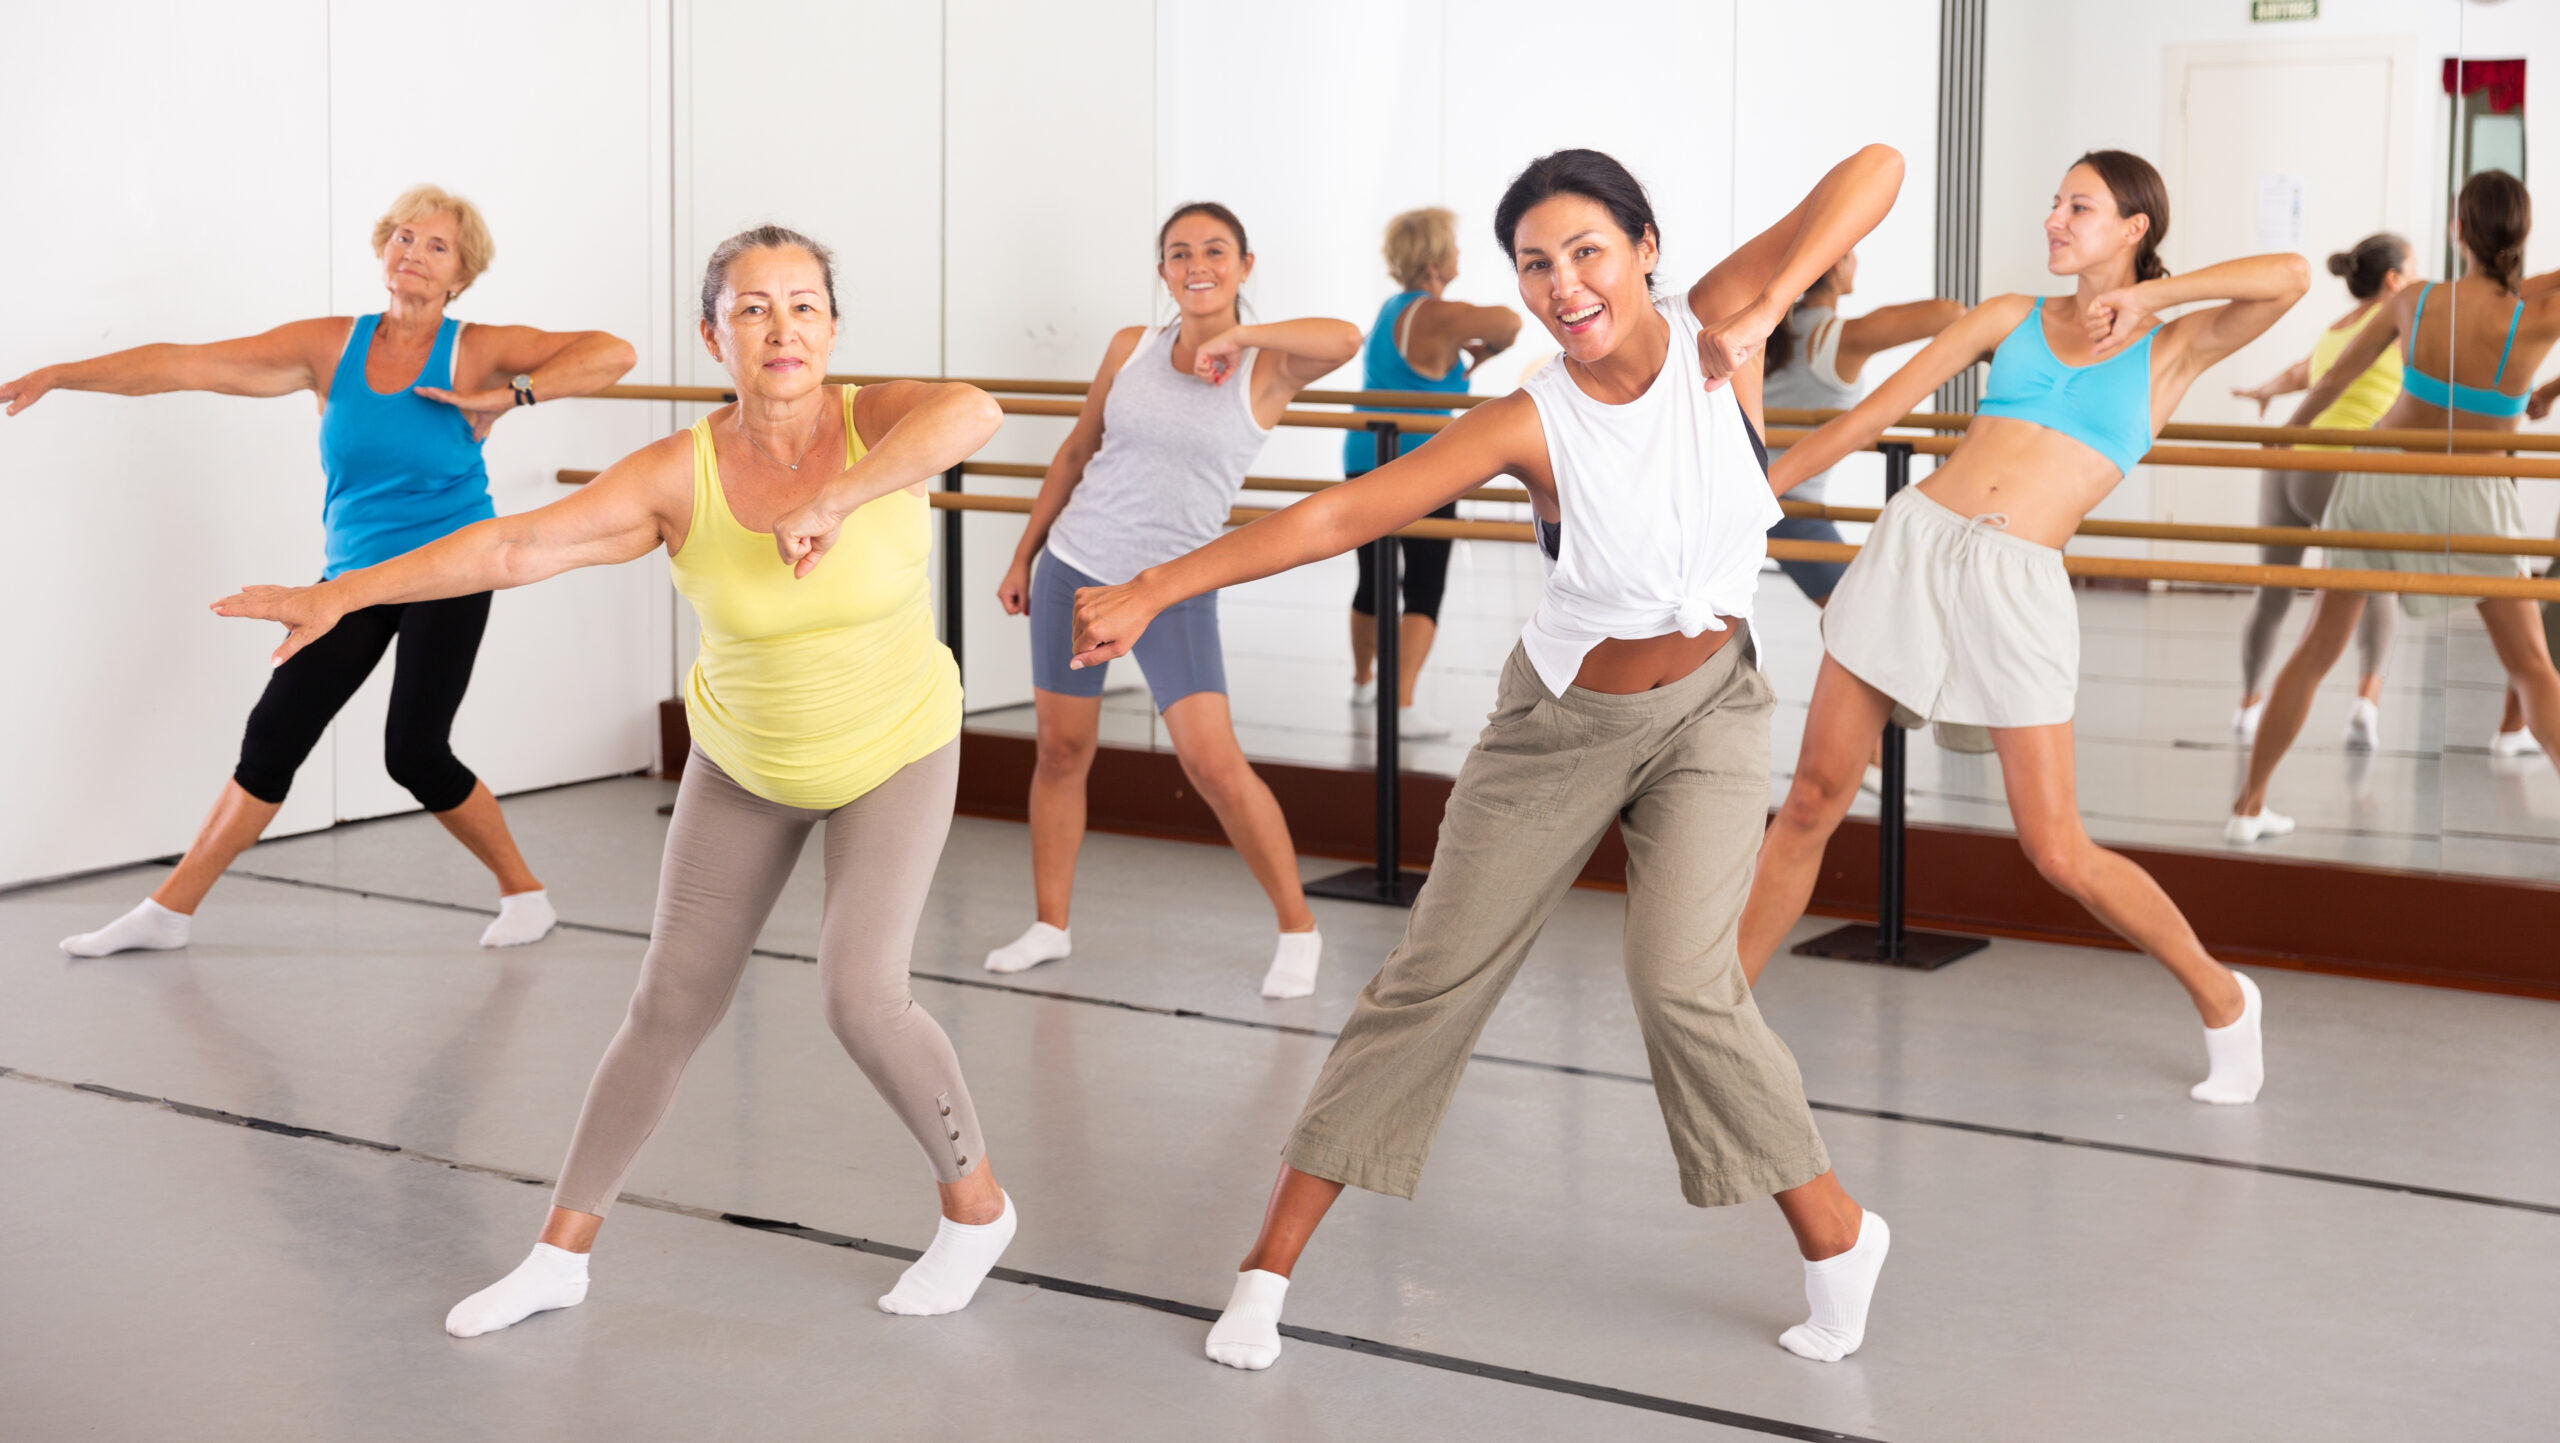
[2,367,56,417]
[414,385,514,442]
[211,583,346,666]
[2231,383,2274,418]
[1695,298,1783,392]
[773,497,849,579]
[1070,580,1161,669]
[2083,287,2157,359]
[1192,330,1250,386]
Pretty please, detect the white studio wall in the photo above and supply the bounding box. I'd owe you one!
[0,1,336,884]
[0,0,674,888]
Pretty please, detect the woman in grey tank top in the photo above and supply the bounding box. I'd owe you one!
[989,201,1362,1000]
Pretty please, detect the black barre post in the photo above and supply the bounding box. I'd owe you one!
[1306,421,1427,907]
[940,462,966,672]
[1791,442,1987,970]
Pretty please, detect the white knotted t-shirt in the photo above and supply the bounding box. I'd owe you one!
[1517,295,1781,696]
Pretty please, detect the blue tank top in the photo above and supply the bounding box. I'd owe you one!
[316,314,495,578]
[1974,298,2155,476]
[1343,290,1471,475]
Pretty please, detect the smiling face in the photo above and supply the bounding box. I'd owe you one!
[2043,164,2146,278]
[1510,193,1657,365]
[699,245,838,400]
[1160,214,1252,322]
[379,211,466,304]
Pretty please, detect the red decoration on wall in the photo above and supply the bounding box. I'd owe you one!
[2443,58,2526,115]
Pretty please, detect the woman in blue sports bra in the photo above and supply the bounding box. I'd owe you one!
[1738,150,2309,1107]
[2236,169,2560,830]
[1,185,635,958]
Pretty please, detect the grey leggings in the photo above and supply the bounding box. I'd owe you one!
[2242,467,2395,694]
[552,739,982,1217]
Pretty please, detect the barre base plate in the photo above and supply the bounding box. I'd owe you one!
[1792,923,1988,971]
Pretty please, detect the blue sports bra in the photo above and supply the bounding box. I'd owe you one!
[2399,282,2529,418]
[1974,298,2155,476]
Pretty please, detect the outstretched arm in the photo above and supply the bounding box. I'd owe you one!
[2091,253,2311,366]
[1836,298,1967,381]
[212,434,689,664]
[998,327,1143,613]
[1071,396,1534,666]
[1687,144,1906,395]
[1767,295,2027,496]
[3,318,344,416]
[2281,295,2402,427]
[773,380,1003,578]
[2233,356,2313,417]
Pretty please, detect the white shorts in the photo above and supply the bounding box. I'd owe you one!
[1821,488,2078,729]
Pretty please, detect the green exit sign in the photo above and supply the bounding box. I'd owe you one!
[2252,0,2318,19]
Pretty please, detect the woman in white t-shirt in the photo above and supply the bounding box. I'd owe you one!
[1075,145,1907,1372]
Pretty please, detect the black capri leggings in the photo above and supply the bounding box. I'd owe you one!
[1351,502,1458,623]
[232,592,491,813]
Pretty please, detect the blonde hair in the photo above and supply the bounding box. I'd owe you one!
[1382,206,1457,291]
[371,185,496,296]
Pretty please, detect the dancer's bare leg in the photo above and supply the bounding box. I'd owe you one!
[2235,589,2364,817]
[1741,657,1896,984]
[151,781,283,915]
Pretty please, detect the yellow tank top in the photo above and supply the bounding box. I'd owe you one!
[2305,311,2403,435]
[672,386,961,809]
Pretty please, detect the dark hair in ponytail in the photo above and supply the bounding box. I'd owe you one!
[1493,149,1662,294]
[2071,150,2171,282]
[1156,201,1251,324]
[2458,170,2530,293]
[2326,232,2411,300]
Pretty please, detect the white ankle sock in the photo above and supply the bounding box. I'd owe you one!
[1261,929,1322,1000]
[985,922,1071,974]
[2342,698,2381,752]
[1206,1269,1289,1370]
[2492,726,2544,758]
[61,898,191,957]
[480,890,557,948]
[445,1242,590,1338]
[879,1193,1016,1315]
[2191,969,2265,1105]
[1778,1210,1890,1362]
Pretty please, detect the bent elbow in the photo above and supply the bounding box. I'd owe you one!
[2280,252,2312,300]
[957,385,1005,447]
[604,337,639,379]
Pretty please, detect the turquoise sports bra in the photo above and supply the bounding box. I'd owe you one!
[2400,282,2528,418]
[1974,298,2155,476]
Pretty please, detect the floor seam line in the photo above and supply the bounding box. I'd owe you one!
[0,1064,1886,1443]
[208,867,2560,1216]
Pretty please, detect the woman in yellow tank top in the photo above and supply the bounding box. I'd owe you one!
[2226,233,2410,747]
[214,228,1020,1337]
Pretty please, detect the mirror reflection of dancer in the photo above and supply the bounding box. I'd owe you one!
[1740,151,2307,1105]
[1076,145,1909,1368]
[2234,171,2560,832]
[1343,206,1522,739]
[2226,233,2413,749]
[214,228,1020,1337]
[1760,252,1975,771]
[2,185,636,956]
[988,203,1362,998]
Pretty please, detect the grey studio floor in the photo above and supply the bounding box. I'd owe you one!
[6,779,2560,1441]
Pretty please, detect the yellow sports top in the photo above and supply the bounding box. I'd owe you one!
[672,386,961,809]
[2306,311,2404,435]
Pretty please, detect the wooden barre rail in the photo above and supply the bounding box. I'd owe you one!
[921,491,2560,601]
[553,464,2560,559]
[590,384,2560,477]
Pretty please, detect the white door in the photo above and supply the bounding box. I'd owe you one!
[2157,38,2419,562]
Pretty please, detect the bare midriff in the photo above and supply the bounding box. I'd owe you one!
[1572,626,1737,694]
[1912,416,2127,548]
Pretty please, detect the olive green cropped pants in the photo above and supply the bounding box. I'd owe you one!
[1284,636,1831,1208]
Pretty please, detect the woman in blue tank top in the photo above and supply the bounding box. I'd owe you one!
[2,185,635,958]
[1342,207,1520,737]
[1739,151,2308,1106]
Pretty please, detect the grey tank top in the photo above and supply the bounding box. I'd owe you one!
[1044,326,1273,585]
[1761,306,1857,505]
